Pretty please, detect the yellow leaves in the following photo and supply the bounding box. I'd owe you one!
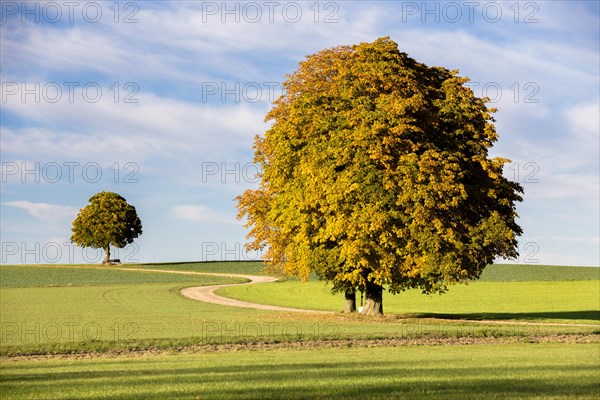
[236,37,523,297]
[477,157,511,181]
[491,157,511,169]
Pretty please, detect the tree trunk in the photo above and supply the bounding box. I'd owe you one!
[104,245,110,265]
[344,290,356,313]
[361,281,383,315]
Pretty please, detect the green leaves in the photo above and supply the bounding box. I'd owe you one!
[71,192,142,257]
[237,37,522,302]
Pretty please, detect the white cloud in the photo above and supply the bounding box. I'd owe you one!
[171,204,236,224]
[25,28,127,72]
[2,201,78,221]
[491,99,599,207]
[566,101,600,148]
[525,173,598,205]
[1,91,268,162]
[1,2,383,85]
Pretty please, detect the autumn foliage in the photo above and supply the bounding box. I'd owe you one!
[236,37,523,315]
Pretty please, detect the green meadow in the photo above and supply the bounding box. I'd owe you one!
[0,265,249,287]
[1,344,599,399]
[219,280,600,323]
[0,262,598,399]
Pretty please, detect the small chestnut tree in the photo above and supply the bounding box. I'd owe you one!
[71,191,142,264]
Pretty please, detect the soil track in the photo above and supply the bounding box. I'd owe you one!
[110,267,331,314]
[180,273,332,314]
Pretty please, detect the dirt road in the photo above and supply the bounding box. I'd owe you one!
[180,273,332,313]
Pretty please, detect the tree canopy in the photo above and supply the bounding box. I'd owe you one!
[236,37,523,315]
[71,191,142,264]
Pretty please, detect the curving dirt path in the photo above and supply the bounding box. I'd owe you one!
[109,267,331,314]
[180,273,332,314]
[40,265,324,313]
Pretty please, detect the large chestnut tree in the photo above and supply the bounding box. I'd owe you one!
[237,37,523,315]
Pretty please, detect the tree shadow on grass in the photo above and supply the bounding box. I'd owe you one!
[410,310,600,322]
[4,359,599,400]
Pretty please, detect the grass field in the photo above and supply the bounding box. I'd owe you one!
[0,262,598,399]
[1,263,597,352]
[0,265,249,287]
[1,343,599,399]
[477,264,600,281]
[219,280,600,323]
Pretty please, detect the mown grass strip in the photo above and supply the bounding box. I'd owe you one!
[1,343,599,399]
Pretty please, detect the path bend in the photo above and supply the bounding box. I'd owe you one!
[180,273,332,314]
[108,267,328,313]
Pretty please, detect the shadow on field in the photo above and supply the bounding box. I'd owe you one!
[413,310,600,322]
[3,358,599,399]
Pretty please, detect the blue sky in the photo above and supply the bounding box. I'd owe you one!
[1,1,598,266]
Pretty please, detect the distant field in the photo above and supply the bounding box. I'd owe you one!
[478,264,600,281]
[133,262,600,281]
[1,343,598,400]
[6,262,595,282]
[0,265,249,287]
[130,261,265,275]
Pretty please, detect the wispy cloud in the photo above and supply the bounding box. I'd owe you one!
[171,204,236,224]
[1,91,267,161]
[565,100,600,151]
[3,201,78,221]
